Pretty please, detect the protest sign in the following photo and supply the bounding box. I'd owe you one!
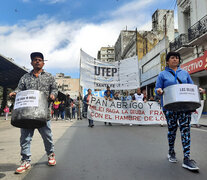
[87,96,203,125]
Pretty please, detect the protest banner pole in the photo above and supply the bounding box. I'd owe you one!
[78,49,82,119]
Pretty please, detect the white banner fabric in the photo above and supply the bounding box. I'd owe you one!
[80,50,140,90]
[87,96,204,125]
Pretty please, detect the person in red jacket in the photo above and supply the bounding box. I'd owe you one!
[3,105,10,120]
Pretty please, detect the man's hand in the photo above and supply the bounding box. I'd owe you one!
[157,88,163,95]
[50,94,55,101]
[9,92,16,97]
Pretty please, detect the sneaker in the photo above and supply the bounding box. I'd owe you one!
[182,158,199,171]
[48,153,56,166]
[15,161,31,174]
[167,153,177,163]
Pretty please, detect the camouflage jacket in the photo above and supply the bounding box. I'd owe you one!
[15,70,58,120]
[15,70,58,98]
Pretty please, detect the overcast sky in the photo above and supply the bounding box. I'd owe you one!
[0,0,177,78]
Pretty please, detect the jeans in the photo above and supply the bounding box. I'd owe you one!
[60,111,65,119]
[65,107,71,119]
[20,120,54,162]
[72,107,76,119]
[88,119,94,126]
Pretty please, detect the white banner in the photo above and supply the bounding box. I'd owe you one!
[87,96,204,125]
[14,90,39,110]
[80,50,140,90]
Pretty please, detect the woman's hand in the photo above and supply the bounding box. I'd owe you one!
[50,94,55,101]
[199,88,205,94]
[9,92,16,97]
[157,88,163,95]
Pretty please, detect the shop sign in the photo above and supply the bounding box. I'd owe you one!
[160,52,166,71]
[181,51,207,74]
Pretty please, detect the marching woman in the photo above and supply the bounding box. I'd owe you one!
[83,89,94,127]
[53,98,61,120]
[155,52,204,171]
[104,90,113,126]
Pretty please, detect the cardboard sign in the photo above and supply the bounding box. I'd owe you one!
[14,90,39,109]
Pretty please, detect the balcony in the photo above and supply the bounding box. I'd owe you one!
[188,14,207,45]
[170,14,207,53]
[169,33,188,51]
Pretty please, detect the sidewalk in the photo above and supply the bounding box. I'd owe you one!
[198,114,207,127]
[0,115,75,180]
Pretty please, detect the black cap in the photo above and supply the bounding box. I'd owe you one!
[30,52,44,60]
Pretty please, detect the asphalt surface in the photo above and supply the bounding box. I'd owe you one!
[0,117,74,180]
[22,120,207,180]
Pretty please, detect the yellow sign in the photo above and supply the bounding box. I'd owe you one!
[160,53,166,71]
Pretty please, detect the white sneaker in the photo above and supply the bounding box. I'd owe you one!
[48,153,56,166]
[15,161,31,174]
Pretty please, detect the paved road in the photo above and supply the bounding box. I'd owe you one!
[0,117,74,180]
[23,120,207,180]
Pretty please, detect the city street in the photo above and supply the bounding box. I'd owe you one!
[1,1,207,180]
[19,120,207,180]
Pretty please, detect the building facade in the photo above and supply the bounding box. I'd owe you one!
[170,0,207,113]
[114,30,136,61]
[152,9,175,42]
[97,46,115,62]
[140,38,169,97]
[114,9,174,61]
[55,73,80,99]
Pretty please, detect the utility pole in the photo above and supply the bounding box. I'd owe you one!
[164,14,167,37]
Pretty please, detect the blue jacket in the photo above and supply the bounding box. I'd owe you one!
[104,90,114,96]
[155,66,193,109]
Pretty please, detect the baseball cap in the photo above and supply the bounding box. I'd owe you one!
[30,52,44,61]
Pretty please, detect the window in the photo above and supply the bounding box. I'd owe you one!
[183,7,191,32]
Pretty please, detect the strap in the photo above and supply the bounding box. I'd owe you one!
[169,71,182,84]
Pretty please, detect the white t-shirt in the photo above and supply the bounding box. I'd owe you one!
[134,93,144,101]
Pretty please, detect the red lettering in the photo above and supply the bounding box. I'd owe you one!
[106,108,119,114]
[105,114,112,119]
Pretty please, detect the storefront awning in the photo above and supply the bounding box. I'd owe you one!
[0,54,28,89]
